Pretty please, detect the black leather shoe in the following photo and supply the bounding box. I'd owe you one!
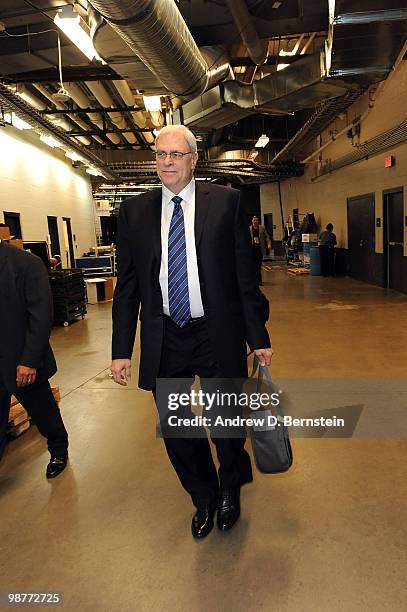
[217,488,240,531]
[191,503,216,539]
[46,453,68,479]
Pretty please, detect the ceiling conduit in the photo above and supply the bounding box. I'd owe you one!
[12,85,92,146]
[224,0,268,65]
[84,80,139,144]
[32,83,102,146]
[112,79,147,129]
[63,82,121,145]
[110,80,156,144]
[0,82,117,179]
[87,0,232,98]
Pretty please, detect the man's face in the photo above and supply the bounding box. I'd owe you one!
[156,131,198,194]
[252,216,259,227]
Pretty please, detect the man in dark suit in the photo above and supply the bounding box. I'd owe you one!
[111,125,272,538]
[0,240,68,478]
[250,215,270,285]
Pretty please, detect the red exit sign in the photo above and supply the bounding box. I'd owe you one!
[385,155,395,168]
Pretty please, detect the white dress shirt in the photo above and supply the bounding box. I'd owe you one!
[160,179,204,318]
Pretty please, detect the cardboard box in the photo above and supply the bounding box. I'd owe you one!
[10,413,30,427]
[302,233,318,243]
[9,404,27,420]
[85,277,114,303]
[0,226,11,240]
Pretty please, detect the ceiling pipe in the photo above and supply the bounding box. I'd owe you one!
[63,82,104,129]
[32,83,110,146]
[85,80,146,145]
[0,83,118,179]
[85,80,127,129]
[88,0,232,98]
[63,82,121,144]
[14,85,91,145]
[112,79,161,132]
[224,0,268,65]
[302,83,383,163]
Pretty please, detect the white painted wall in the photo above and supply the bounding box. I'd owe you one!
[0,125,96,265]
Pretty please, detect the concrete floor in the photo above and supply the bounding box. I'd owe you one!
[1,266,407,612]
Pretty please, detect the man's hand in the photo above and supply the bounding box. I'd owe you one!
[16,365,37,388]
[254,348,273,367]
[111,359,132,386]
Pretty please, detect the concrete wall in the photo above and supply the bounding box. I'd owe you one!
[0,125,96,265]
[260,53,407,254]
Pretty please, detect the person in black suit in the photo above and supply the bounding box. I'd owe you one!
[111,125,272,538]
[0,240,68,478]
[249,215,270,285]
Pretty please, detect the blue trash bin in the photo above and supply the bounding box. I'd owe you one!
[310,246,321,276]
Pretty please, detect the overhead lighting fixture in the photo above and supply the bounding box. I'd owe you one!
[86,167,105,177]
[12,114,32,130]
[143,95,162,112]
[272,1,282,7]
[40,134,61,148]
[254,134,269,148]
[54,5,102,62]
[65,150,83,162]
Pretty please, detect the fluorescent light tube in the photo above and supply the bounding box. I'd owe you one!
[143,96,162,112]
[54,6,100,62]
[12,114,32,130]
[65,150,83,162]
[86,167,105,177]
[40,134,61,148]
[254,134,269,148]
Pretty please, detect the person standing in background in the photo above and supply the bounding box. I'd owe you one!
[319,223,337,277]
[250,215,270,285]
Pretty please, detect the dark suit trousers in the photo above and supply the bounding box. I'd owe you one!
[154,316,253,508]
[0,379,68,460]
[319,245,335,277]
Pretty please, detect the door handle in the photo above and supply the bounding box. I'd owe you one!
[359,240,364,247]
[388,241,404,246]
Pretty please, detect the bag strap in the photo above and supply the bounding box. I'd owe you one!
[251,354,284,419]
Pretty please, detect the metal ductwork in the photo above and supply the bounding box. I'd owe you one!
[175,52,351,130]
[326,1,407,87]
[88,0,232,98]
[225,0,268,65]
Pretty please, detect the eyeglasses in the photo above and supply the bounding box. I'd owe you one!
[155,151,193,160]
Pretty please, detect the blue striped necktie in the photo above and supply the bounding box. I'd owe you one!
[168,196,191,327]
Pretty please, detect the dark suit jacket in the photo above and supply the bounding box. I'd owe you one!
[0,241,57,394]
[112,182,270,390]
